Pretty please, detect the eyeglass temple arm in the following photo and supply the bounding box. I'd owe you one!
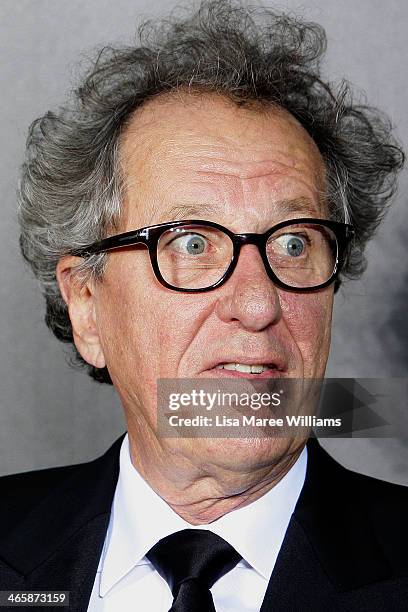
[70,228,149,257]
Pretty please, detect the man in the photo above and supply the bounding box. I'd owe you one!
[1,1,407,610]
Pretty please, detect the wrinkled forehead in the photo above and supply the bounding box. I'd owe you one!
[118,92,327,226]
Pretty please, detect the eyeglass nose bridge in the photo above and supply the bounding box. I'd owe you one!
[228,232,277,285]
[233,231,269,256]
[234,232,266,244]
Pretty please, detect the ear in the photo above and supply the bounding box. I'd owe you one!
[56,256,106,369]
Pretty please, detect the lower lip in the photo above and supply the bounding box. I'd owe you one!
[200,367,285,379]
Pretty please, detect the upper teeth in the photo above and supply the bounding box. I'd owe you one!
[216,363,270,373]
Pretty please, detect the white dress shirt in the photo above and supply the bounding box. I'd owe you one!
[87,435,307,612]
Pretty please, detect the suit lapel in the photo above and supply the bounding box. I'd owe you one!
[25,514,111,611]
[260,516,333,612]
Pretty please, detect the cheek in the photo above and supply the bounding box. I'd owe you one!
[155,296,215,371]
[95,256,161,372]
[280,290,333,365]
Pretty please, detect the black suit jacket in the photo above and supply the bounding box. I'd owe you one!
[1,435,407,611]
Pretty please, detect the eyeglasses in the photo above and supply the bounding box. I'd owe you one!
[71,218,354,292]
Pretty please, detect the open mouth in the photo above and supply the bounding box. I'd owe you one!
[216,363,276,374]
[204,362,285,378]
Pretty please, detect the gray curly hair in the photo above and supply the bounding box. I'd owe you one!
[18,0,405,385]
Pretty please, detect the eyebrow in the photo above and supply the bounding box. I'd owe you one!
[274,197,322,217]
[159,197,320,223]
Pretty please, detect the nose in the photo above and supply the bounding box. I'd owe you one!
[215,244,282,331]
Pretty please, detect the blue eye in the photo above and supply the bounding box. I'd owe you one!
[277,234,306,257]
[286,236,305,257]
[171,233,207,255]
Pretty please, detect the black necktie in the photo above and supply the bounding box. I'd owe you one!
[146,529,242,612]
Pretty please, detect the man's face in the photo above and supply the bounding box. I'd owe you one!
[87,94,333,471]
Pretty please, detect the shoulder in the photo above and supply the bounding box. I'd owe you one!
[0,462,88,536]
[0,435,125,542]
[310,440,408,529]
[336,456,408,562]
[305,438,408,506]
[319,442,408,512]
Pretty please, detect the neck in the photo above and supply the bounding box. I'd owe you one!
[126,421,304,524]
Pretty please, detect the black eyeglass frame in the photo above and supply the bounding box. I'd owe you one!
[70,218,355,293]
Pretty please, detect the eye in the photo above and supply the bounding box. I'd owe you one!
[276,233,308,257]
[169,233,208,255]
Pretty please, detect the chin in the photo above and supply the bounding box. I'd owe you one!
[185,436,302,471]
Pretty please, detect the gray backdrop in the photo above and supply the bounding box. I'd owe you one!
[1,0,407,482]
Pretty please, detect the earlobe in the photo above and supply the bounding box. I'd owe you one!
[56,256,106,369]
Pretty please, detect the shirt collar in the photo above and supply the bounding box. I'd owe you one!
[99,434,307,596]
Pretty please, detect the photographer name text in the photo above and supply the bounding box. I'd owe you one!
[166,414,342,428]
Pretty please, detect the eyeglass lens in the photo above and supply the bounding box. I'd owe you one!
[157,223,338,290]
